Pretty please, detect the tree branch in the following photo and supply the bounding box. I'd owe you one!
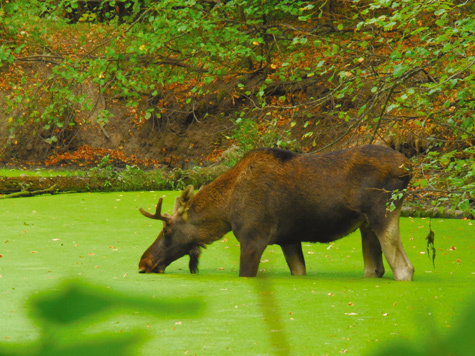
[0,184,57,199]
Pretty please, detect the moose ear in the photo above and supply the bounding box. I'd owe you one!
[174,185,194,221]
[181,185,194,203]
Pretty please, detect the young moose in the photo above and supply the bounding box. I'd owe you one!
[139,145,414,280]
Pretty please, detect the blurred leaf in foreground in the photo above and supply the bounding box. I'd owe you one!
[30,280,204,325]
[371,298,475,356]
[0,280,205,356]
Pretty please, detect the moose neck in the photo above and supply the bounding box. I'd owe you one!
[188,175,234,244]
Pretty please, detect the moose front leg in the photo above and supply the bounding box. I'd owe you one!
[281,243,306,275]
[238,240,267,277]
[360,224,385,278]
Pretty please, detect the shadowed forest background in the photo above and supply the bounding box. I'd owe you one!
[0,0,474,215]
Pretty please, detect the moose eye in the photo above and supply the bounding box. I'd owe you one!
[163,227,172,237]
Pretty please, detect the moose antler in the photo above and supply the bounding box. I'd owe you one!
[140,197,171,224]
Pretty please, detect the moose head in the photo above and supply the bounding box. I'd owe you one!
[138,186,202,274]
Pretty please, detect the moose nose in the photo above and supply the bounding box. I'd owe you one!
[139,257,153,273]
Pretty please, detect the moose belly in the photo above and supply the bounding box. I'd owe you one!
[272,213,365,245]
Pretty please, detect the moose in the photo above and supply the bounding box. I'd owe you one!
[138,145,415,280]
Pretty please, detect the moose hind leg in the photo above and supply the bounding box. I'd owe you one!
[281,243,306,276]
[360,224,385,278]
[370,209,414,281]
[238,240,268,277]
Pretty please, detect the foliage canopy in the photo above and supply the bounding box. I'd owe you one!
[0,0,474,215]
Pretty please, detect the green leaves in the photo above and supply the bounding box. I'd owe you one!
[371,298,475,356]
[33,283,115,325]
[0,45,14,64]
[0,280,205,356]
[31,280,204,325]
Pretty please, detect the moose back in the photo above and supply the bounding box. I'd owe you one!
[138,145,414,280]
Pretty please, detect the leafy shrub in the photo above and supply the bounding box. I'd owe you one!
[226,116,299,166]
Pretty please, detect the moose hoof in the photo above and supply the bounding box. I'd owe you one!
[364,268,385,278]
[393,269,414,281]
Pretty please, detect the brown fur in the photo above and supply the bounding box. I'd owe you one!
[139,145,414,280]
